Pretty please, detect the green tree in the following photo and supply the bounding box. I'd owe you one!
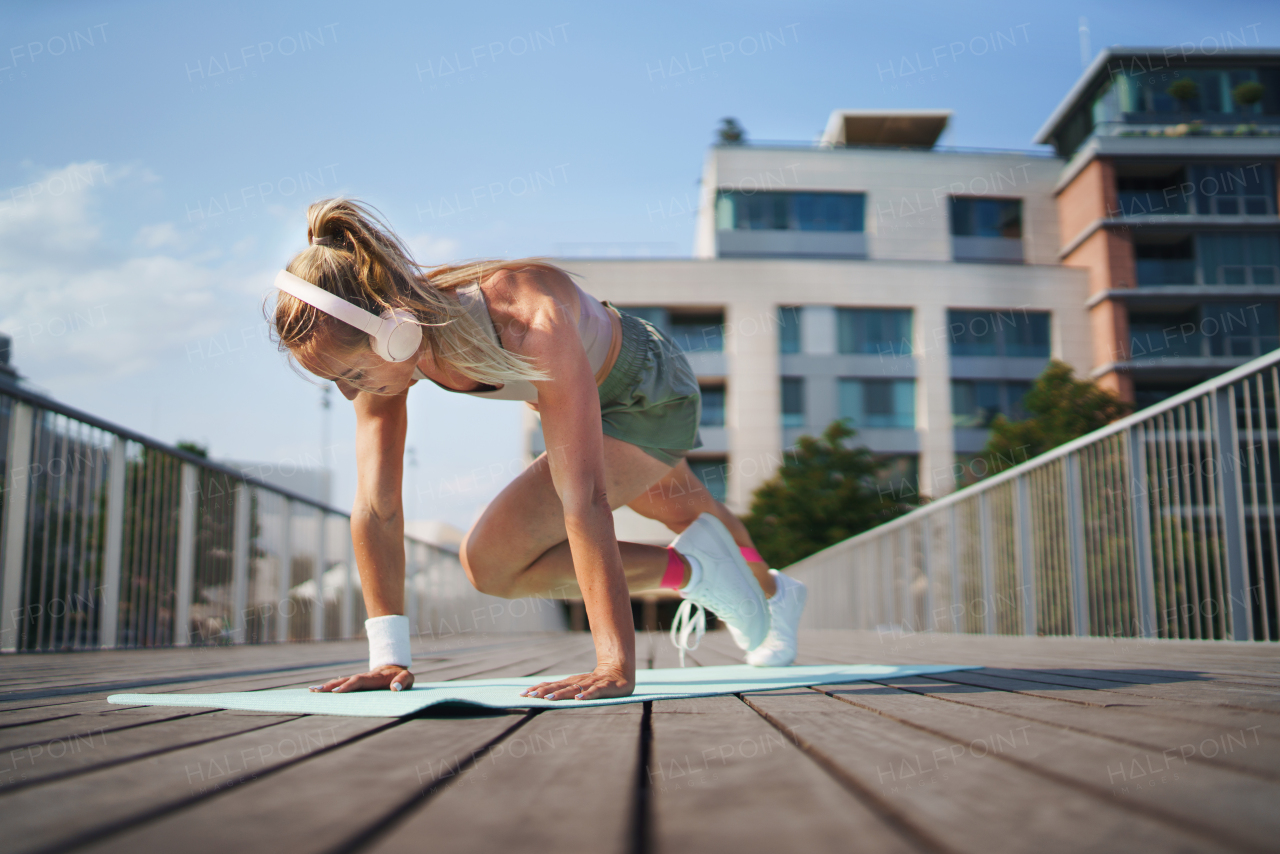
[1232,81,1264,108]
[1166,78,1199,109]
[980,360,1132,477]
[743,420,916,568]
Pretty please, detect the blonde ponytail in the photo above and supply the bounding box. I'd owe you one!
[270,198,551,385]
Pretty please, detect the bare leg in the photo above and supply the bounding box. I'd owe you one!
[461,436,694,600]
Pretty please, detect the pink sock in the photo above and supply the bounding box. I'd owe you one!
[659,547,686,590]
[740,546,763,564]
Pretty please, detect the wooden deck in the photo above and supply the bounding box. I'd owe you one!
[0,629,1277,854]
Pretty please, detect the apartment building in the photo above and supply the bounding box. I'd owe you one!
[1036,48,1280,406]
[534,112,1091,518]
[533,47,1280,527]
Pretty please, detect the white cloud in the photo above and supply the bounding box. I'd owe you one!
[0,161,261,384]
[134,221,186,250]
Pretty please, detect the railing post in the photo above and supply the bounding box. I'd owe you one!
[173,463,197,646]
[340,529,354,640]
[948,505,961,632]
[979,492,996,635]
[403,537,416,636]
[1127,426,1157,638]
[276,499,293,643]
[231,483,250,644]
[878,537,891,628]
[1214,386,1252,641]
[1,402,35,653]
[1064,453,1090,637]
[898,527,911,631]
[1015,475,1037,637]
[312,511,327,642]
[921,517,934,631]
[99,436,126,650]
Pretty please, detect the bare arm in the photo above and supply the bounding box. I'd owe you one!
[311,388,414,693]
[494,268,636,693]
[350,388,409,617]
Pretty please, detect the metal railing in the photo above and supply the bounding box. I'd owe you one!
[0,385,564,653]
[716,140,1059,158]
[788,349,1280,642]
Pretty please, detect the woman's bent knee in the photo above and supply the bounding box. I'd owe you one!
[460,528,526,599]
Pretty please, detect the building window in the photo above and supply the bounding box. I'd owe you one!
[1135,237,1197,285]
[689,458,729,503]
[716,191,865,233]
[1198,233,1280,285]
[624,306,668,328]
[668,311,724,352]
[778,306,802,354]
[1189,164,1276,215]
[1129,307,1203,358]
[950,197,1022,238]
[836,308,912,356]
[839,379,915,429]
[948,310,1050,358]
[781,377,805,427]
[951,380,1032,428]
[1135,233,1280,287]
[699,385,725,427]
[1116,167,1190,217]
[1204,302,1280,357]
[1116,164,1276,217]
[1129,302,1279,360]
[1121,68,1267,116]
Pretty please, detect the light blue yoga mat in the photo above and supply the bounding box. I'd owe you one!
[107,664,980,718]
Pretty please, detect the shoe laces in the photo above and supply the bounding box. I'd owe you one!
[669,599,705,667]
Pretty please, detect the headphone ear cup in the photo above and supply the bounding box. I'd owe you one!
[373,308,423,362]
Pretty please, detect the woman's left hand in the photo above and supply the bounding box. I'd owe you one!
[519,664,633,701]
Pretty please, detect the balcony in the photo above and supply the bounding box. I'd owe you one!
[1135,258,1197,286]
[716,229,867,259]
[952,235,1024,263]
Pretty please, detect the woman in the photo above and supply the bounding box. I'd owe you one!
[270,199,807,700]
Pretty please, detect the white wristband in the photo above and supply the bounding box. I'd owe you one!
[366,615,411,670]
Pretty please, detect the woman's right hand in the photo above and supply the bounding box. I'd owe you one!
[309,665,414,693]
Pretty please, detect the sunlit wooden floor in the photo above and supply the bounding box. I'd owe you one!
[1,629,1277,854]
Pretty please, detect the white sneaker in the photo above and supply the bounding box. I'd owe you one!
[746,570,808,667]
[669,514,769,664]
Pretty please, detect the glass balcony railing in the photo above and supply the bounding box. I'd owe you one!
[1116,191,1189,217]
[1094,119,1280,140]
[1136,258,1196,286]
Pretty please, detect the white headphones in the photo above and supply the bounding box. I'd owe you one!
[275,269,423,363]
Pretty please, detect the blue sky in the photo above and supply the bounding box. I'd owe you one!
[2,0,1277,528]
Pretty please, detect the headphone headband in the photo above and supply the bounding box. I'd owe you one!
[274,269,422,363]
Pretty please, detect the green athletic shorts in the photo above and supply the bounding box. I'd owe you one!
[596,306,703,468]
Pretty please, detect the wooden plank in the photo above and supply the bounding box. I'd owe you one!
[0,711,301,797]
[0,715,389,854]
[0,706,213,753]
[1026,666,1280,691]
[0,635,583,716]
[0,635,572,706]
[986,668,1280,715]
[922,669,1279,778]
[742,687,1236,854]
[826,678,1280,852]
[71,713,528,854]
[789,630,1280,675]
[367,706,642,854]
[649,694,917,853]
[0,637,581,793]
